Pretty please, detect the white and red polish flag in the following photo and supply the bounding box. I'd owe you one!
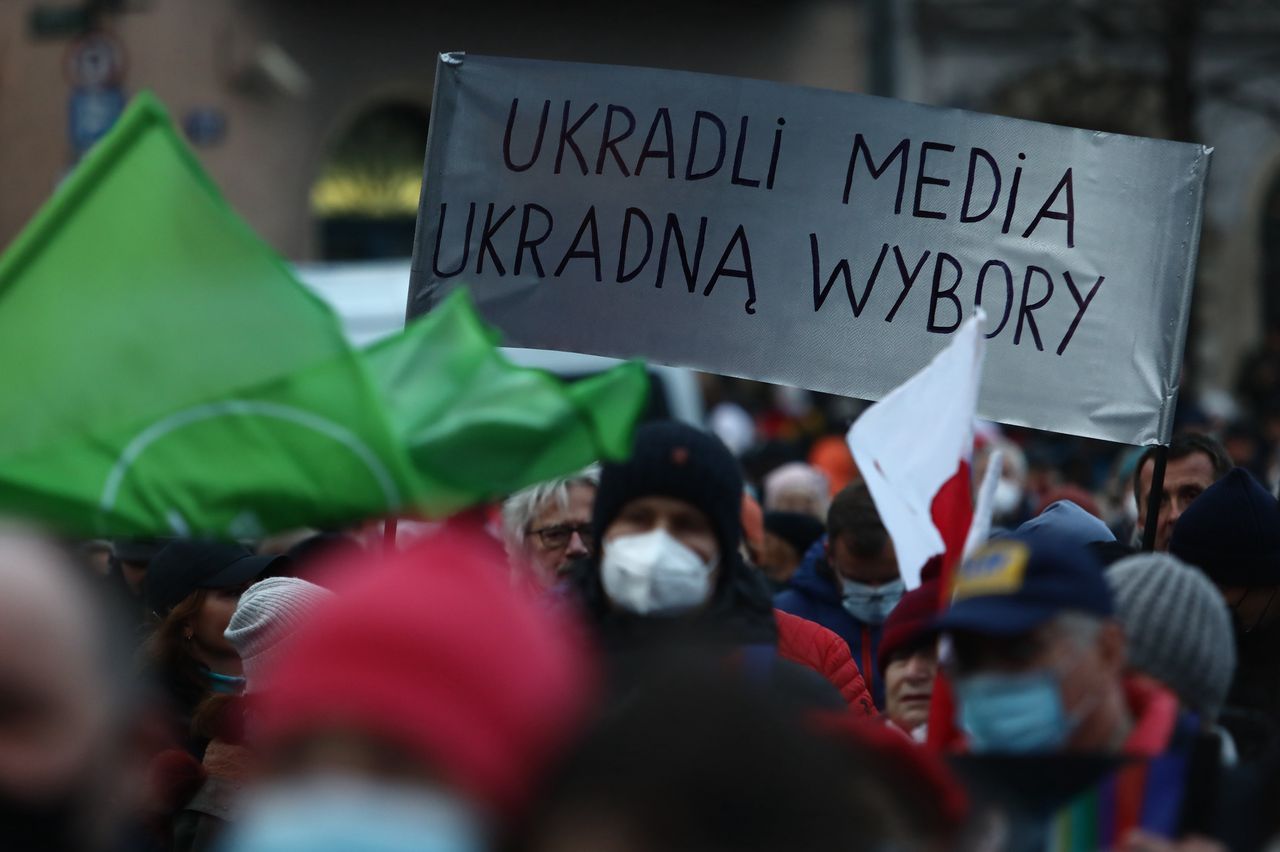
[846,309,987,591]
[847,311,987,752]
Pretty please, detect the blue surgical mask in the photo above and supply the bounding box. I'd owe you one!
[218,776,485,852]
[839,577,905,624]
[954,669,1071,753]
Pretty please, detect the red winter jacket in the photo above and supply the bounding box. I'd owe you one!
[775,609,877,717]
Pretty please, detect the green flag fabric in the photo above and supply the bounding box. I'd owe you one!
[364,291,648,516]
[0,92,647,538]
[0,92,419,538]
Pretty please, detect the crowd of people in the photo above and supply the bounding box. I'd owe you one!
[7,403,1280,852]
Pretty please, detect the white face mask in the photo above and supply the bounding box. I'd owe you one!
[601,528,717,616]
[992,478,1024,517]
[839,577,905,624]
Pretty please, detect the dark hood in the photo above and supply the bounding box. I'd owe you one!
[783,536,840,604]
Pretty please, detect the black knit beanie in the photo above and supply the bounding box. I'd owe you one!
[593,421,744,559]
[1169,467,1280,588]
[763,511,826,557]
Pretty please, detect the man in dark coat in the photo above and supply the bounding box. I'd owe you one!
[565,421,871,712]
[774,482,902,708]
[1170,467,1280,759]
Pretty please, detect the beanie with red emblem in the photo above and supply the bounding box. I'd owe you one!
[592,421,745,559]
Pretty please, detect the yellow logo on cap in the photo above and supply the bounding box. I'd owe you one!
[951,540,1029,601]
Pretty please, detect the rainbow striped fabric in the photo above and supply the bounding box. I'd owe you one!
[1044,748,1192,851]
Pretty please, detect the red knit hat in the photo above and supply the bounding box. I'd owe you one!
[876,580,941,674]
[252,525,596,815]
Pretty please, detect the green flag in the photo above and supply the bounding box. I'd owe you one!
[364,290,648,516]
[0,93,648,537]
[0,92,420,537]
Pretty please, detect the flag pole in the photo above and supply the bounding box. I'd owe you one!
[1140,445,1169,551]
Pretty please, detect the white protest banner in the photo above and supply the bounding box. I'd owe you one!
[408,53,1210,446]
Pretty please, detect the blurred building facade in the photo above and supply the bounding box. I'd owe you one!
[0,0,864,260]
[901,0,1280,394]
[4,0,1280,396]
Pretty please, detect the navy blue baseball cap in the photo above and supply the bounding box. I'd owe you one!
[935,531,1113,637]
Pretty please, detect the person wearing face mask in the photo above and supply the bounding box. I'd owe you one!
[939,532,1230,849]
[979,438,1031,529]
[160,578,335,852]
[565,421,875,715]
[142,540,285,760]
[1170,467,1280,759]
[942,534,1172,756]
[219,526,595,852]
[774,482,902,708]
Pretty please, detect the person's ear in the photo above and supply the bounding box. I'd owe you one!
[1097,620,1127,675]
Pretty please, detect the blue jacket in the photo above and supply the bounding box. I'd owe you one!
[773,537,886,708]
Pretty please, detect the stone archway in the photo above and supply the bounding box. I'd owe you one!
[311,101,430,260]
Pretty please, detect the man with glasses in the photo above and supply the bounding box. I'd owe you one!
[502,466,600,589]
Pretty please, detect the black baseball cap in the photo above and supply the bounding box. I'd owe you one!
[145,539,285,616]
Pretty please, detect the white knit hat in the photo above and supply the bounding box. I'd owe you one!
[225,576,333,689]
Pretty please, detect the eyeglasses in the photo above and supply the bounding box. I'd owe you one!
[529,523,596,551]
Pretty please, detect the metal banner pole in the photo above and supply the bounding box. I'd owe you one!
[1140,445,1169,551]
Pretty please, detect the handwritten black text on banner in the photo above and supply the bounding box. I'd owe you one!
[409,54,1210,445]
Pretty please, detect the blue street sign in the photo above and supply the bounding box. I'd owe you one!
[183,108,227,147]
[68,86,126,154]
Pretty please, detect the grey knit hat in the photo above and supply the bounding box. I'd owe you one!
[225,576,333,689]
[1106,553,1236,718]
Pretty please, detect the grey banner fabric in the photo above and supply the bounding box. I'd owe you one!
[408,53,1209,446]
